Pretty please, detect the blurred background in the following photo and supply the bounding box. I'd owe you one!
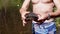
[0,0,60,34]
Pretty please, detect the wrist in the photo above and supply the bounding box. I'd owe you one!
[49,12,56,18]
[48,12,55,18]
[20,11,27,15]
[47,14,51,19]
[20,8,27,14]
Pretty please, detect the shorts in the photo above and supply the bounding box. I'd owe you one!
[32,21,56,34]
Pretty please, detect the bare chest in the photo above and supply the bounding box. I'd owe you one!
[31,0,53,4]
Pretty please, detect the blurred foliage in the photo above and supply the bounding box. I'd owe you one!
[0,0,23,9]
[0,0,32,34]
[0,0,24,34]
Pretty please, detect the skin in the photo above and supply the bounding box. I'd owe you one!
[20,0,60,26]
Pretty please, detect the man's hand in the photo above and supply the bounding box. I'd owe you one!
[37,14,49,24]
[38,14,48,20]
[21,11,30,26]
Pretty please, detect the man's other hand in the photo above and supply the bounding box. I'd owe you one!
[21,11,30,26]
[37,14,49,24]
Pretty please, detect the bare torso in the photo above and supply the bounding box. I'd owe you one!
[32,0,54,22]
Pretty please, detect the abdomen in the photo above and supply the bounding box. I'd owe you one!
[33,2,54,14]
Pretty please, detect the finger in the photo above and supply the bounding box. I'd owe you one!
[22,19,27,26]
[27,11,30,13]
[22,12,30,19]
[21,17,26,26]
[37,15,41,21]
[22,16,26,19]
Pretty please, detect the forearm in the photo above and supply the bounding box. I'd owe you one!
[50,9,60,18]
[19,0,30,14]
